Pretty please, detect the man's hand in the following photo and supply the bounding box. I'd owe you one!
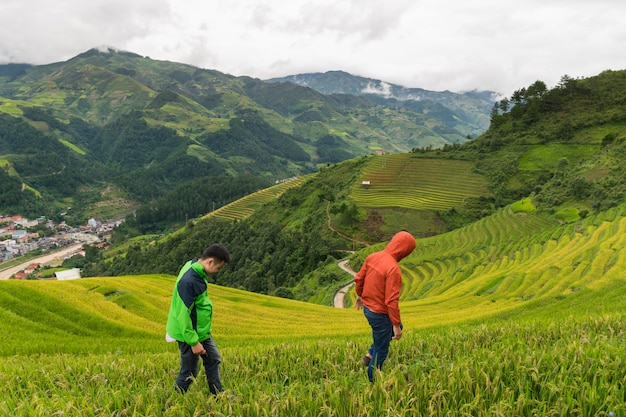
[355,296,363,310]
[392,324,402,340]
[192,342,206,355]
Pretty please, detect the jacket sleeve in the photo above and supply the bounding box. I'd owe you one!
[385,266,403,325]
[354,259,368,296]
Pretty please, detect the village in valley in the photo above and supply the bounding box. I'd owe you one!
[0,214,120,280]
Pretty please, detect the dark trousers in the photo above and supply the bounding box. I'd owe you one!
[364,305,398,382]
[175,338,223,394]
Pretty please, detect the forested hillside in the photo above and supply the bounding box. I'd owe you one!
[90,69,626,303]
[0,47,493,224]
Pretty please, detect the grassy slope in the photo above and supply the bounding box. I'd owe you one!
[0,275,361,356]
[4,198,625,356]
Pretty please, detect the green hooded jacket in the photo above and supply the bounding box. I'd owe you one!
[166,259,213,345]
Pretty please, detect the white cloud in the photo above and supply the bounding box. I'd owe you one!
[1,0,625,96]
[362,81,394,98]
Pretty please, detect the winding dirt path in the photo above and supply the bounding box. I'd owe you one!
[326,202,370,247]
[326,202,368,308]
[334,259,356,308]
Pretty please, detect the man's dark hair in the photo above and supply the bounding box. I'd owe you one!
[201,244,230,263]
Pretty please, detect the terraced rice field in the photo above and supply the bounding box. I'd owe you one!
[405,206,626,313]
[350,154,490,210]
[203,176,307,221]
[5,201,626,415]
[398,206,560,303]
[5,203,626,415]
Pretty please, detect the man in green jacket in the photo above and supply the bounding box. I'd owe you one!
[166,244,230,394]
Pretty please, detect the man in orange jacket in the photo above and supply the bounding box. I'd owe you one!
[354,231,416,382]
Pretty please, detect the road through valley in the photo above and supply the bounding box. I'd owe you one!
[0,243,84,280]
[334,259,356,308]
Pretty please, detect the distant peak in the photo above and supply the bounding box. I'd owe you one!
[94,45,121,54]
[75,47,143,60]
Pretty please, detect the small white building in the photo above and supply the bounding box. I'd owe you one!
[55,268,81,280]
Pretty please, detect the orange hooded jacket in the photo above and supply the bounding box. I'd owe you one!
[354,231,416,325]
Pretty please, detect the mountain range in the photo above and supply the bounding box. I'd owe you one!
[0,47,496,222]
[0,48,493,215]
[267,70,496,133]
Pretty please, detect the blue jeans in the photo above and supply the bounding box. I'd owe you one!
[363,306,401,382]
[175,338,223,394]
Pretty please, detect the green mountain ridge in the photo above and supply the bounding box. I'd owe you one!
[266,70,496,135]
[0,47,494,222]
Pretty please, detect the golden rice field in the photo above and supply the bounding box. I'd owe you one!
[3,200,626,415]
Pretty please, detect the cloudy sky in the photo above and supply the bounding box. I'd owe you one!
[1,0,625,96]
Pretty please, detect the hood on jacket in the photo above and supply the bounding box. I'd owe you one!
[384,231,416,261]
